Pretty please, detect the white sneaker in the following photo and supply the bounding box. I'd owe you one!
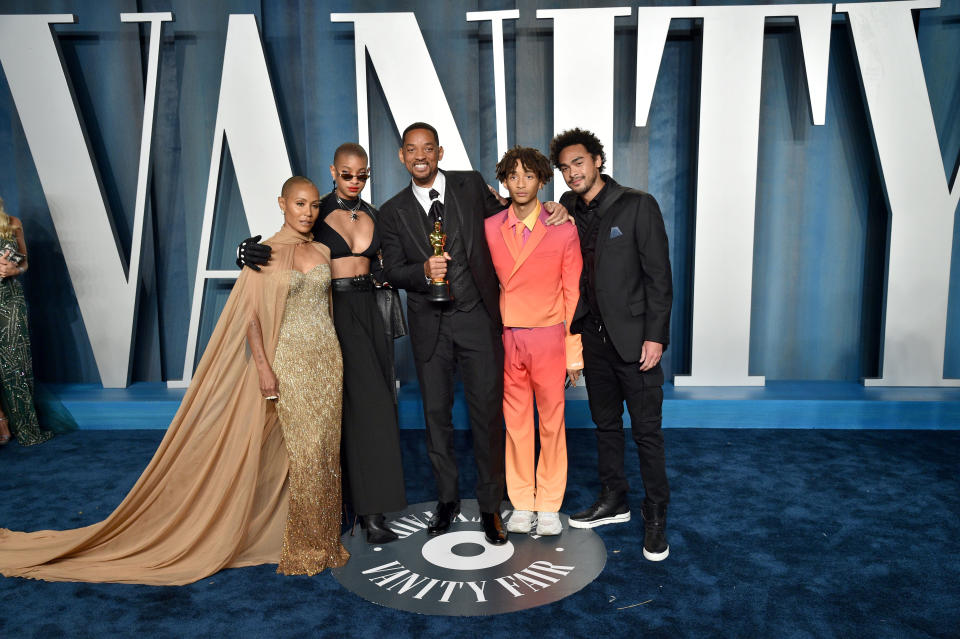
[506,509,536,533]
[536,511,562,536]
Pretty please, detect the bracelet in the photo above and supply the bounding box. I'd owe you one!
[16,266,24,275]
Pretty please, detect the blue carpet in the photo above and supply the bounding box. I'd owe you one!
[1,428,958,638]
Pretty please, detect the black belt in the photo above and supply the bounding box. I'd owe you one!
[586,314,605,332]
[586,314,608,343]
[331,275,374,292]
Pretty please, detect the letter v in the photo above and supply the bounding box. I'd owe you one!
[0,13,171,387]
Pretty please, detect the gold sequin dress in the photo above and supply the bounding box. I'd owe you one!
[273,263,350,575]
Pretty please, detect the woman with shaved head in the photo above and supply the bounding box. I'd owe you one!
[313,143,407,544]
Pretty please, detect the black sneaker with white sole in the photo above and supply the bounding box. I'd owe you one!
[641,499,669,561]
[568,487,631,529]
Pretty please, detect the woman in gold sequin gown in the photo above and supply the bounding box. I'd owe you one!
[0,178,347,584]
[248,177,350,575]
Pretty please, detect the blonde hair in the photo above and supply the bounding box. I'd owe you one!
[0,197,16,240]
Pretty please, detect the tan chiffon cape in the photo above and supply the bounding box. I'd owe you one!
[0,226,313,585]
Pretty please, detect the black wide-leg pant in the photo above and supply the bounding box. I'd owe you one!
[332,286,407,516]
[413,305,505,513]
[581,328,670,505]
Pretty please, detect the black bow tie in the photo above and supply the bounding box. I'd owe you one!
[428,188,443,225]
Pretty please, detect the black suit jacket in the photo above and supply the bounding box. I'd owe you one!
[563,177,673,364]
[380,170,504,362]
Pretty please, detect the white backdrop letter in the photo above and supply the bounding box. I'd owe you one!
[466,10,519,197]
[634,5,833,386]
[837,0,960,387]
[169,14,292,387]
[331,12,472,202]
[537,7,631,190]
[0,13,172,387]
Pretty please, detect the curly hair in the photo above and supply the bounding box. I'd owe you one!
[549,128,606,171]
[495,146,552,184]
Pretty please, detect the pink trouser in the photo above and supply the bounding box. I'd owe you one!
[502,324,568,512]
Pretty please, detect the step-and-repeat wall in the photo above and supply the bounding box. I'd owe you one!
[0,0,958,388]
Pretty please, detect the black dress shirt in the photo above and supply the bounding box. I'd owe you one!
[574,178,610,319]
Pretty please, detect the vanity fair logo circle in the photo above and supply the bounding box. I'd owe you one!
[332,499,607,616]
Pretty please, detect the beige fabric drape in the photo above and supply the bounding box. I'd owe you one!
[0,226,313,585]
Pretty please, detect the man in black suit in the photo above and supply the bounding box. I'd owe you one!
[379,122,568,545]
[550,128,673,562]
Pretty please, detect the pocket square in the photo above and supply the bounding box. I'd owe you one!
[609,226,623,239]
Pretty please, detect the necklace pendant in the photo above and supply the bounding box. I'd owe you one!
[350,212,359,222]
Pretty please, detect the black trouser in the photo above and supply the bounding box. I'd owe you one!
[581,325,670,505]
[414,305,505,513]
[332,280,407,516]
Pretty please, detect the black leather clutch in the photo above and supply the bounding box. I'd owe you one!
[376,286,407,339]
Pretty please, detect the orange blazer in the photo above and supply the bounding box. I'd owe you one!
[484,205,583,369]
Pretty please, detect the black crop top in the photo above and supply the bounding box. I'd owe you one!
[313,192,381,260]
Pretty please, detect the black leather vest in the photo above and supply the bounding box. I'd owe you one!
[442,206,481,312]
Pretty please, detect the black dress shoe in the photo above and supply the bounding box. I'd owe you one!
[361,513,399,544]
[568,486,631,529]
[481,511,508,545]
[427,500,460,536]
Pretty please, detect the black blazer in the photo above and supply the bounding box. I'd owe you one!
[563,177,673,364]
[380,170,504,362]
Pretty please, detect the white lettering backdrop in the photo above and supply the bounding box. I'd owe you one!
[0,1,957,388]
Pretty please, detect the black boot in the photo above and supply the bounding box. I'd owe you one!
[641,499,669,561]
[361,513,399,544]
[568,485,630,529]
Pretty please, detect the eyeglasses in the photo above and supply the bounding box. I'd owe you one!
[339,170,371,182]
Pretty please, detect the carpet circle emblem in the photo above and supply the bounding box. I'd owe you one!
[332,499,607,616]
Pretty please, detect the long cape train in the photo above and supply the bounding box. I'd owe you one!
[0,226,314,585]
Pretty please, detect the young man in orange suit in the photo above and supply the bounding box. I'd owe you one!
[484,147,583,536]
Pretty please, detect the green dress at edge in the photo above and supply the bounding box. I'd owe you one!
[0,237,71,445]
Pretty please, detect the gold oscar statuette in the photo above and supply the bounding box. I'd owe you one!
[427,219,453,302]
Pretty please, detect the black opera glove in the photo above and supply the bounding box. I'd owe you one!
[236,235,272,271]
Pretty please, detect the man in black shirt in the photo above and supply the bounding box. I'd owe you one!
[550,128,674,561]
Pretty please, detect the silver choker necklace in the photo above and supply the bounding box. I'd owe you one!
[336,196,362,221]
